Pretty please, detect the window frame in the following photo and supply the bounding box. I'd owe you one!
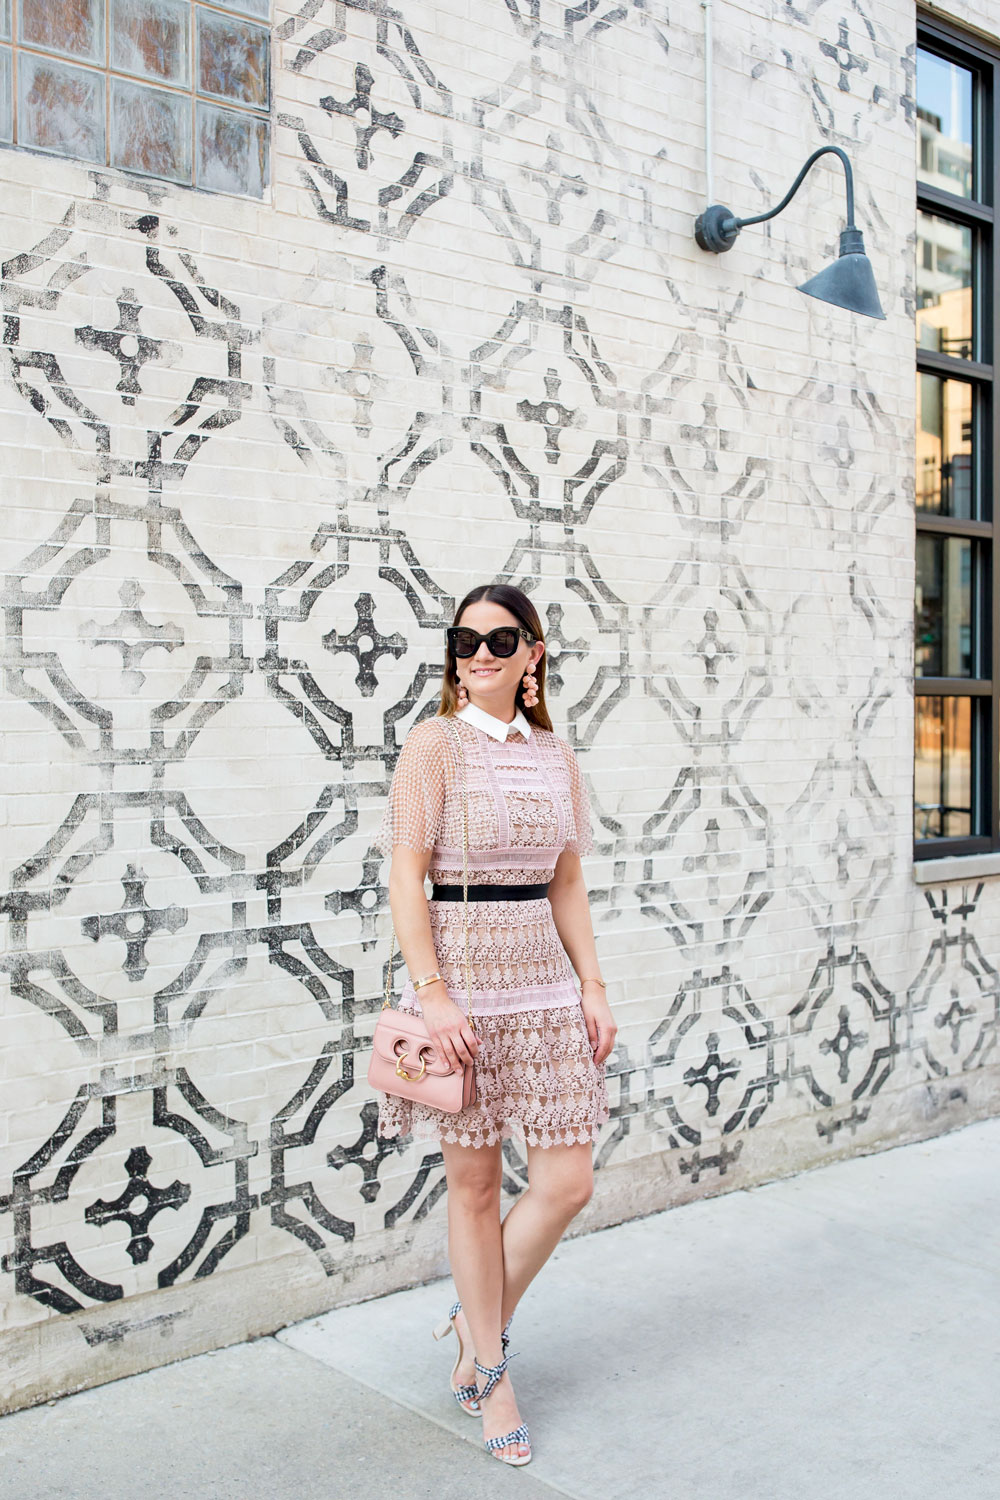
[915,13,1000,859]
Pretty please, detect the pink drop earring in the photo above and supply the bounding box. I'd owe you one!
[456,677,469,706]
[521,666,539,707]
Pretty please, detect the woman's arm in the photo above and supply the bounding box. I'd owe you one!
[548,848,617,1065]
[388,845,479,1070]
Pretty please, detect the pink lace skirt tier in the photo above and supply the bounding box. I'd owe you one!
[376,896,610,1149]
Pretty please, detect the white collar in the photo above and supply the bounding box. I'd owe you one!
[456,702,533,741]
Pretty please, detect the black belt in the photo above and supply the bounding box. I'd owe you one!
[431,882,550,902]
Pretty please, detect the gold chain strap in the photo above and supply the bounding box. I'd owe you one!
[381,717,475,1032]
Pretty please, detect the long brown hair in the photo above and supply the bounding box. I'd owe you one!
[438,583,553,732]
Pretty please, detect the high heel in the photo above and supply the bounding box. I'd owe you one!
[474,1353,531,1467]
[432,1302,516,1416]
[432,1300,480,1415]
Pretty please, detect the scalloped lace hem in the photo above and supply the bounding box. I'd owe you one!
[377,1113,609,1149]
[375,1003,609,1150]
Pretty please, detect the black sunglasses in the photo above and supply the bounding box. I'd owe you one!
[447,626,536,659]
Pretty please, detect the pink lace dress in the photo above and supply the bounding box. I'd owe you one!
[374,713,610,1149]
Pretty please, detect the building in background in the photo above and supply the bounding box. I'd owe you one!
[1,0,998,1412]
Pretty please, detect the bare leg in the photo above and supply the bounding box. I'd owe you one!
[440,1138,528,1462]
[499,1141,594,1327]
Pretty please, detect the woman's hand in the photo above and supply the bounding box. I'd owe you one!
[581,981,617,1065]
[418,981,480,1072]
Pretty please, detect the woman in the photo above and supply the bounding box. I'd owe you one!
[374,582,617,1468]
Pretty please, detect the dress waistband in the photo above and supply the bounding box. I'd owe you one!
[430,882,550,902]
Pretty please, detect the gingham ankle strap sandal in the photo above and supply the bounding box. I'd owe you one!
[432,1301,517,1417]
[432,1300,480,1415]
[473,1353,532,1467]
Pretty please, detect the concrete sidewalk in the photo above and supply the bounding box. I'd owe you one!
[1,1117,997,1500]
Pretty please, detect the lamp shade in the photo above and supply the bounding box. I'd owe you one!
[797,228,885,319]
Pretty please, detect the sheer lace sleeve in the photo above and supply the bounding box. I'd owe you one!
[560,739,594,857]
[375,719,450,855]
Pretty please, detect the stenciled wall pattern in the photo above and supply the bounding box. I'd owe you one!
[1,0,998,1411]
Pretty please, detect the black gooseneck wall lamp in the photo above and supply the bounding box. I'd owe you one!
[694,145,886,320]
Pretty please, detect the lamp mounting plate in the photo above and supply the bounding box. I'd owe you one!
[695,204,740,253]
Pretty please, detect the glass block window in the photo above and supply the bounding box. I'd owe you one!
[0,1,269,196]
[915,21,999,857]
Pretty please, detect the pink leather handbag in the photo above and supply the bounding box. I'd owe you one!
[368,1005,478,1111]
[367,719,477,1113]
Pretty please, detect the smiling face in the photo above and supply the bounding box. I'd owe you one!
[452,598,545,718]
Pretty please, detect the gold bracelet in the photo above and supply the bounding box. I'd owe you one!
[580,976,606,988]
[413,971,443,991]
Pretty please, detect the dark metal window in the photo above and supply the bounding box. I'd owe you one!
[915,16,998,856]
[0,1,270,197]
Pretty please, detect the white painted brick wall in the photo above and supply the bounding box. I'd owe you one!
[0,0,997,1411]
